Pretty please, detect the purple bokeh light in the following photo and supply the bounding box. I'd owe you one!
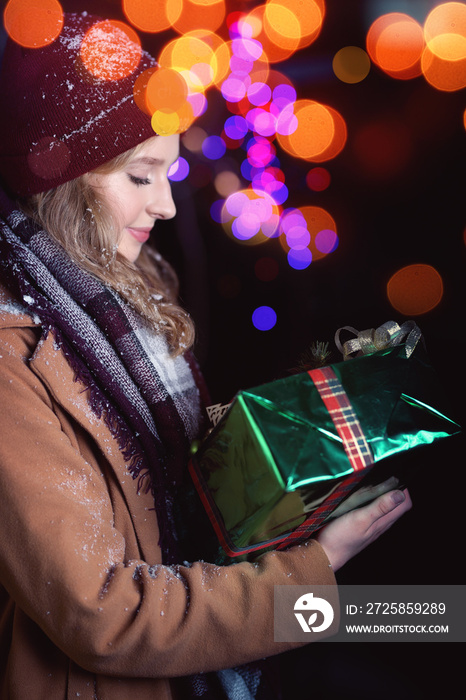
[252,305,277,331]
[168,156,189,181]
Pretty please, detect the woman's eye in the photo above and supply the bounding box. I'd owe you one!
[128,174,151,186]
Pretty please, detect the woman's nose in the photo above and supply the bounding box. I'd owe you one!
[148,178,176,220]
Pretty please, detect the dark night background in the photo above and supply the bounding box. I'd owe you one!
[1,1,465,697]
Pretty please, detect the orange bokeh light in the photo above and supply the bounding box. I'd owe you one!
[80,20,142,81]
[243,1,324,63]
[133,66,158,116]
[387,264,444,316]
[424,2,466,59]
[276,100,346,162]
[3,0,64,49]
[123,0,182,33]
[263,3,301,54]
[151,99,195,135]
[145,67,188,113]
[306,106,347,162]
[421,45,466,91]
[171,0,225,35]
[158,32,222,90]
[243,4,297,63]
[367,13,425,80]
[265,0,325,50]
[420,2,466,91]
[281,0,325,46]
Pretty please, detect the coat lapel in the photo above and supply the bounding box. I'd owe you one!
[29,330,162,563]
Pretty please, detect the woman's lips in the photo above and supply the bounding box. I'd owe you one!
[126,227,151,243]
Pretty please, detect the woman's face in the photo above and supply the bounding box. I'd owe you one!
[88,134,179,263]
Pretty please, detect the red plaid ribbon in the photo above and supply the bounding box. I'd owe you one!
[276,366,374,549]
[308,366,373,471]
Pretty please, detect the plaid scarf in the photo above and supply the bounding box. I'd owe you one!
[0,186,282,700]
[0,185,208,563]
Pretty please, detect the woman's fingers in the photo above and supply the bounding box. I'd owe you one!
[363,488,412,537]
[314,488,412,571]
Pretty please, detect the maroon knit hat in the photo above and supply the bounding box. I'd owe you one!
[0,12,157,198]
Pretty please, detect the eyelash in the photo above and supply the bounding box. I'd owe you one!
[128,174,151,187]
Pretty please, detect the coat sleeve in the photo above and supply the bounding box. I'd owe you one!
[0,326,337,680]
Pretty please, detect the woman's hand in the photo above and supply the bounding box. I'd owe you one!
[314,487,412,571]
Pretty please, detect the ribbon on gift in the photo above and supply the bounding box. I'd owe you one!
[335,320,422,361]
[275,365,375,550]
[308,365,373,472]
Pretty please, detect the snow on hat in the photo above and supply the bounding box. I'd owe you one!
[0,12,157,197]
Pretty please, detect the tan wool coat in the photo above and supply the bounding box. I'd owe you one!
[0,288,336,700]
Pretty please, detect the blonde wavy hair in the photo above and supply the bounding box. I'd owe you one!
[21,138,195,356]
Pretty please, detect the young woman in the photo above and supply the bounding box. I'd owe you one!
[0,12,411,700]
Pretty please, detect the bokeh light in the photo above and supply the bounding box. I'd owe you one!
[153,101,195,135]
[210,199,230,224]
[182,126,208,153]
[172,0,226,34]
[306,166,331,191]
[261,0,325,56]
[424,2,466,60]
[224,115,249,140]
[276,100,347,162]
[421,44,466,91]
[214,170,241,197]
[80,20,142,81]
[287,247,313,270]
[315,228,338,254]
[3,0,64,48]
[263,2,302,55]
[168,156,190,181]
[123,0,182,33]
[387,264,444,315]
[252,305,277,330]
[133,67,158,116]
[146,67,188,112]
[243,4,297,63]
[27,137,70,180]
[133,63,199,135]
[222,188,281,244]
[279,205,338,267]
[364,4,466,89]
[202,135,227,159]
[366,13,425,80]
[158,33,217,90]
[332,46,371,83]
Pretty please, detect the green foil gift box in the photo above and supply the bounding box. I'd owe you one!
[189,322,461,561]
